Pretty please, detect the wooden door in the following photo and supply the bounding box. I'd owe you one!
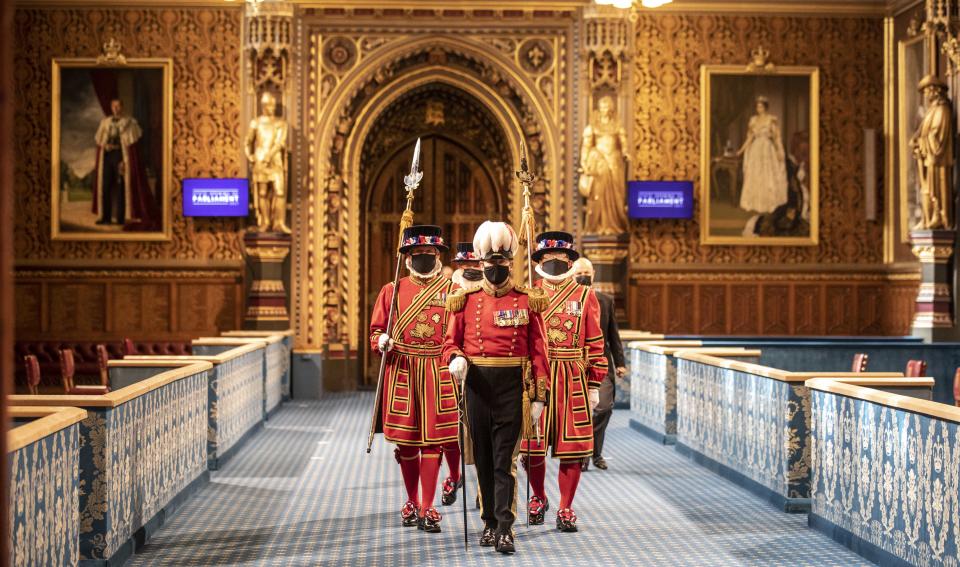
[362,135,502,385]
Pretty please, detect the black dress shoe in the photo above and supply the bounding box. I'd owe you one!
[495,531,516,554]
[441,477,462,506]
[527,496,548,525]
[580,458,590,472]
[418,507,442,533]
[593,456,608,470]
[401,500,419,527]
[556,508,578,532]
[479,527,496,547]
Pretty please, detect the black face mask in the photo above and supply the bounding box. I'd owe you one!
[542,259,570,277]
[575,276,592,287]
[462,268,483,282]
[483,264,511,286]
[410,254,437,275]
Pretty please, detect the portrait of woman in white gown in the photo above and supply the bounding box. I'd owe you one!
[737,96,788,214]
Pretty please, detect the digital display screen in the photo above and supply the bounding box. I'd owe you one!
[182,178,249,217]
[627,181,694,219]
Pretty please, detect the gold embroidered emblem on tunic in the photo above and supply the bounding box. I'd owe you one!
[547,328,568,344]
[549,316,562,327]
[411,323,436,339]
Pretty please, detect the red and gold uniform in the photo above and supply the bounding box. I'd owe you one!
[443,280,550,540]
[369,274,459,446]
[521,278,607,457]
[521,230,608,532]
[368,223,455,532]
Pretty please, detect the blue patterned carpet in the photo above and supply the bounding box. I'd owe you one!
[126,392,872,566]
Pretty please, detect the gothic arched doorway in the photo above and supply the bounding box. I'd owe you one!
[359,84,511,386]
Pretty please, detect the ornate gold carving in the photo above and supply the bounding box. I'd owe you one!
[632,15,883,265]
[746,45,775,72]
[251,280,286,293]
[15,8,245,262]
[96,38,126,65]
[300,23,570,351]
[244,245,291,260]
[911,244,954,263]
[14,270,240,280]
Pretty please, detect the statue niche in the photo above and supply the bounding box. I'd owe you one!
[579,95,630,235]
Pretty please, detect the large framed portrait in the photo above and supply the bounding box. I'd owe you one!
[700,63,820,245]
[898,35,930,241]
[51,57,172,241]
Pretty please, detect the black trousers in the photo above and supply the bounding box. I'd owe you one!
[592,408,612,458]
[100,150,125,223]
[465,365,523,534]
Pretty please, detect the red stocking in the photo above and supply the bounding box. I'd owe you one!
[558,460,582,509]
[524,455,547,501]
[419,446,444,510]
[397,445,420,504]
[443,441,461,483]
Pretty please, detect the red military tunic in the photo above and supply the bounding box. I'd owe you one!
[370,275,459,446]
[442,283,550,400]
[521,278,607,458]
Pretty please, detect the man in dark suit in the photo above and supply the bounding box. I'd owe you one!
[572,258,626,470]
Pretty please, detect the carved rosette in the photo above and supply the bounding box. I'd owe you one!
[909,229,956,335]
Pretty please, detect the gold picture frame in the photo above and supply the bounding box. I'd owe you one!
[897,34,929,242]
[51,56,173,241]
[700,61,820,246]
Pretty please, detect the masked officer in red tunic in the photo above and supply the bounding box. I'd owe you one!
[439,242,483,507]
[444,221,550,554]
[369,225,458,533]
[520,230,607,532]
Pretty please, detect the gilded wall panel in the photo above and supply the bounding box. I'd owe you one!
[632,15,883,265]
[14,8,244,261]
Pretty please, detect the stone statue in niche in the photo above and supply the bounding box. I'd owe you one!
[579,95,630,235]
[911,74,954,230]
[245,91,291,233]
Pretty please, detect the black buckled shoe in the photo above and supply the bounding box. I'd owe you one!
[580,457,590,472]
[418,507,442,533]
[495,531,516,554]
[593,456,608,470]
[401,500,419,527]
[528,495,548,525]
[479,526,496,547]
[556,508,578,532]
[441,476,462,506]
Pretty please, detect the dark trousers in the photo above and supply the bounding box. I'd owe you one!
[100,150,125,223]
[465,365,523,534]
[592,408,612,458]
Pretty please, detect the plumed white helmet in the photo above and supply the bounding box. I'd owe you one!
[473,221,519,261]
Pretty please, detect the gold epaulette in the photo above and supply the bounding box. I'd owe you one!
[445,287,481,312]
[516,286,548,313]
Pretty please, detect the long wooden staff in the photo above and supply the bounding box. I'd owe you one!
[516,139,540,526]
[366,138,423,454]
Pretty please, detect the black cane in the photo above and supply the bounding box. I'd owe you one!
[458,379,468,550]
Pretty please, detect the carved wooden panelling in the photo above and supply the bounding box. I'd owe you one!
[794,285,823,334]
[761,285,790,335]
[666,285,695,333]
[824,285,856,335]
[857,284,884,334]
[13,8,244,262]
[698,285,726,334]
[629,275,917,336]
[730,285,759,335]
[631,15,883,266]
[15,270,242,341]
[632,284,664,332]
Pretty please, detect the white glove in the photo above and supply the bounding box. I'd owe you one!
[449,356,469,383]
[377,334,394,353]
[531,401,545,423]
[588,389,600,411]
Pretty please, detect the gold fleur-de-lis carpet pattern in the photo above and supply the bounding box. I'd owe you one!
[124,392,871,566]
